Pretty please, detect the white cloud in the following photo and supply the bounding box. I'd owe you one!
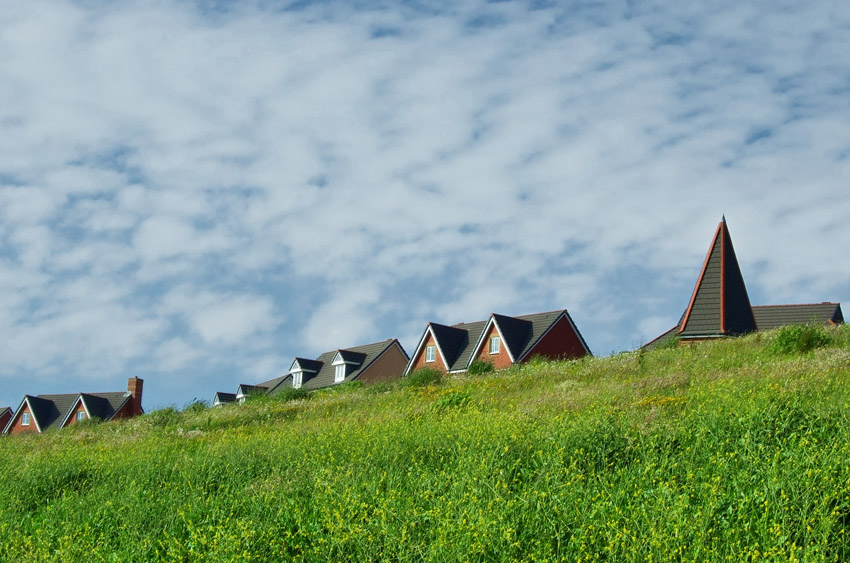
[0,0,848,408]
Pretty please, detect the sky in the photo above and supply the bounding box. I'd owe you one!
[1,0,849,411]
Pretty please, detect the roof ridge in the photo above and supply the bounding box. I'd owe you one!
[752,302,838,308]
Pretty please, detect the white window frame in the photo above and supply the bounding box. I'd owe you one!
[21,412,30,426]
[293,371,303,389]
[76,411,86,422]
[425,345,436,363]
[334,363,346,383]
[489,336,501,354]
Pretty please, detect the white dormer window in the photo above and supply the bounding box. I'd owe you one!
[76,411,86,422]
[489,336,500,354]
[21,413,30,426]
[425,345,436,363]
[335,364,345,383]
[293,372,303,389]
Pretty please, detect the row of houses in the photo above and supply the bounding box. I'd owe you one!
[3,217,844,433]
[214,308,592,405]
[1,378,144,435]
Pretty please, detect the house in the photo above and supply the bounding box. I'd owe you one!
[405,309,592,376]
[212,392,236,407]
[0,407,12,432]
[214,339,409,402]
[3,377,144,435]
[645,217,843,346]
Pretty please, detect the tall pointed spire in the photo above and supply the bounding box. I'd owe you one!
[678,218,757,338]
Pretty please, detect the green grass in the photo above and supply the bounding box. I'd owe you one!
[3,325,850,561]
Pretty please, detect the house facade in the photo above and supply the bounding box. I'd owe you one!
[3,377,144,435]
[405,309,591,375]
[646,217,844,346]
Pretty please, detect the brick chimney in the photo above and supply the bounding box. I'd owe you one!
[127,377,144,416]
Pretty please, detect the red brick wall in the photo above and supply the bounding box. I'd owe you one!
[358,343,409,384]
[65,402,88,427]
[472,324,513,369]
[127,377,143,416]
[523,315,589,361]
[409,332,448,374]
[7,403,39,435]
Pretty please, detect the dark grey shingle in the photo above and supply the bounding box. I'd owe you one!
[753,303,844,330]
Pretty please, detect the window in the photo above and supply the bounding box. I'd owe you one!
[489,336,501,354]
[21,413,30,426]
[76,411,86,422]
[334,364,345,383]
[425,345,436,363]
[293,372,302,389]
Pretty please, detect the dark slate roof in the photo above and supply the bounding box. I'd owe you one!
[32,394,77,431]
[679,218,756,338]
[300,340,404,390]
[428,323,473,370]
[433,310,589,372]
[753,303,844,330]
[255,374,292,396]
[334,350,368,365]
[290,358,324,373]
[491,314,533,360]
[78,392,130,421]
[237,384,268,396]
[214,392,236,405]
[446,321,488,372]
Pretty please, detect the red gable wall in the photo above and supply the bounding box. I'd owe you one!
[524,315,588,361]
[409,332,448,374]
[472,324,513,369]
[7,403,39,435]
[64,402,88,427]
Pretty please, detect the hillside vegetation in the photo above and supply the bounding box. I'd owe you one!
[3,325,850,561]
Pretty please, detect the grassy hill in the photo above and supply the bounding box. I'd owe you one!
[2,325,850,561]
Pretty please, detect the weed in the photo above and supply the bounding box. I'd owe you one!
[770,324,832,355]
[467,359,495,375]
[401,366,443,387]
[431,390,472,412]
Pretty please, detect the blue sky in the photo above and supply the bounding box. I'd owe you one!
[1,0,849,410]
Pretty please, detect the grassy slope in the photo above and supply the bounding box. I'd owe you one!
[2,327,850,561]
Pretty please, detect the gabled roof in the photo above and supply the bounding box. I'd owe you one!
[469,310,591,364]
[426,323,476,371]
[255,374,293,396]
[333,350,368,365]
[236,384,268,397]
[289,358,324,373]
[489,314,533,361]
[516,309,592,359]
[679,217,756,338]
[6,396,50,433]
[213,392,237,405]
[752,303,844,330]
[408,309,590,374]
[59,392,131,428]
[443,321,488,372]
[300,339,406,390]
[0,407,11,418]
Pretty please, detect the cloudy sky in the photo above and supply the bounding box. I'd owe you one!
[1,0,849,411]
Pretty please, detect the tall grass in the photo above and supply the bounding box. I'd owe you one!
[1,326,850,560]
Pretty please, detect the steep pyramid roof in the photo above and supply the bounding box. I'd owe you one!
[678,217,757,338]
